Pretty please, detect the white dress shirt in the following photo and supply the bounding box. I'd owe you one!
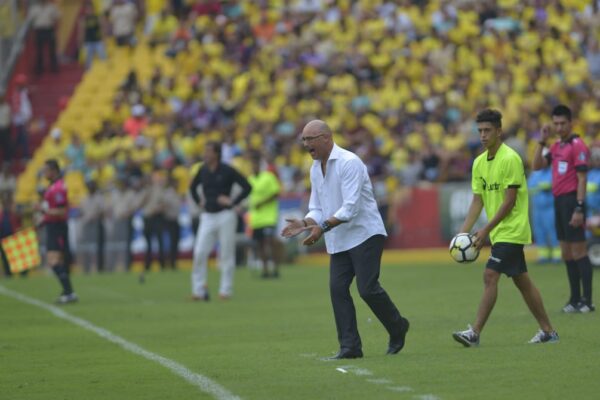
[305,144,387,254]
[29,3,60,29]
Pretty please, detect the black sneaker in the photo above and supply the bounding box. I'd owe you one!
[56,293,78,304]
[529,330,559,344]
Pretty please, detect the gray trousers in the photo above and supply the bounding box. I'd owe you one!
[329,234,403,351]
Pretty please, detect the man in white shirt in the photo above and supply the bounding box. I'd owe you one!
[11,74,32,160]
[29,0,60,74]
[282,120,409,359]
[110,0,138,47]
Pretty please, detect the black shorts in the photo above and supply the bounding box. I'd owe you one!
[554,192,586,242]
[252,226,276,241]
[46,221,69,253]
[486,242,528,277]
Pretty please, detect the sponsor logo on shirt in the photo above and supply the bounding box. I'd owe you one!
[579,152,587,161]
[480,177,501,191]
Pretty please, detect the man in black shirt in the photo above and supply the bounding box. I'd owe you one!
[80,3,107,69]
[189,141,251,300]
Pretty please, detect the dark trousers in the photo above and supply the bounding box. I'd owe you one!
[125,216,133,271]
[35,27,58,74]
[0,127,11,163]
[14,124,29,160]
[143,214,165,271]
[96,220,105,272]
[165,218,180,269]
[1,245,10,276]
[329,234,403,351]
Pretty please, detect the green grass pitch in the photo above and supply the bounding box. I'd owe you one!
[1,258,599,400]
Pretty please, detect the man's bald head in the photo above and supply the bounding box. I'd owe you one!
[302,120,332,138]
[301,120,334,161]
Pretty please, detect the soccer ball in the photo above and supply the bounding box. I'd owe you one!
[449,233,480,263]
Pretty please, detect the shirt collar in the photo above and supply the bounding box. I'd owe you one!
[560,134,578,144]
[328,143,342,161]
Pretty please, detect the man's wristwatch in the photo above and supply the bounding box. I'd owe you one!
[574,200,585,214]
[320,220,332,233]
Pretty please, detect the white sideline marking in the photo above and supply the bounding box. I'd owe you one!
[316,357,440,398]
[337,365,373,376]
[366,378,392,385]
[387,386,413,393]
[0,285,241,400]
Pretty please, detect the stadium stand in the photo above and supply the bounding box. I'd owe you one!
[1,0,599,263]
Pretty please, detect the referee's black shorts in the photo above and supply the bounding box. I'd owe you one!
[252,226,276,241]
[46,221,69,253]
[554,192,586,242]
[486,242,527,277]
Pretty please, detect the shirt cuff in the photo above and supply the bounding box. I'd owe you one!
[333,207,351,222]
[305,210,323,225]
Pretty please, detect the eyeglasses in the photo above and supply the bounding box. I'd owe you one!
[299,134,325,143]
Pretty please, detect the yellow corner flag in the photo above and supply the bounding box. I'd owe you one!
[1,228,41,273]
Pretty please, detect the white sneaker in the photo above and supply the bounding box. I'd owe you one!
[452,325,479,347]
[562,303,579,313]
[528,330,559,344]
[56,293,78,304]
[578,303,596,313]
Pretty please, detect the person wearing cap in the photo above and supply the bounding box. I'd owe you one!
[29,0,60,74]
[44,127,67,161]
[123,104,148,138]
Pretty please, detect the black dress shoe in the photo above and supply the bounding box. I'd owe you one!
[387,317,410,355]
[328,349,363,360]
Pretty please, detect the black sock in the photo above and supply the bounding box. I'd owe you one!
[576,256,593,305]
[565,260,581,304]
[52,264,73,295]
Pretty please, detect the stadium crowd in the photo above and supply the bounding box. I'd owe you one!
[2,0,600,275]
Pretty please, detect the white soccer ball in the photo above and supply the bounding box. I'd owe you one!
[449,233,480,263]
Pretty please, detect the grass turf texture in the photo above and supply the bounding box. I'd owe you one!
[1,258,599,400]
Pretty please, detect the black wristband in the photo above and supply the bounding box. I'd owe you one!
[538,141,546,146]
[574,206,584,214]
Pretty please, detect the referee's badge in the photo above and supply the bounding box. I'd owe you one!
[558,161,568,174]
